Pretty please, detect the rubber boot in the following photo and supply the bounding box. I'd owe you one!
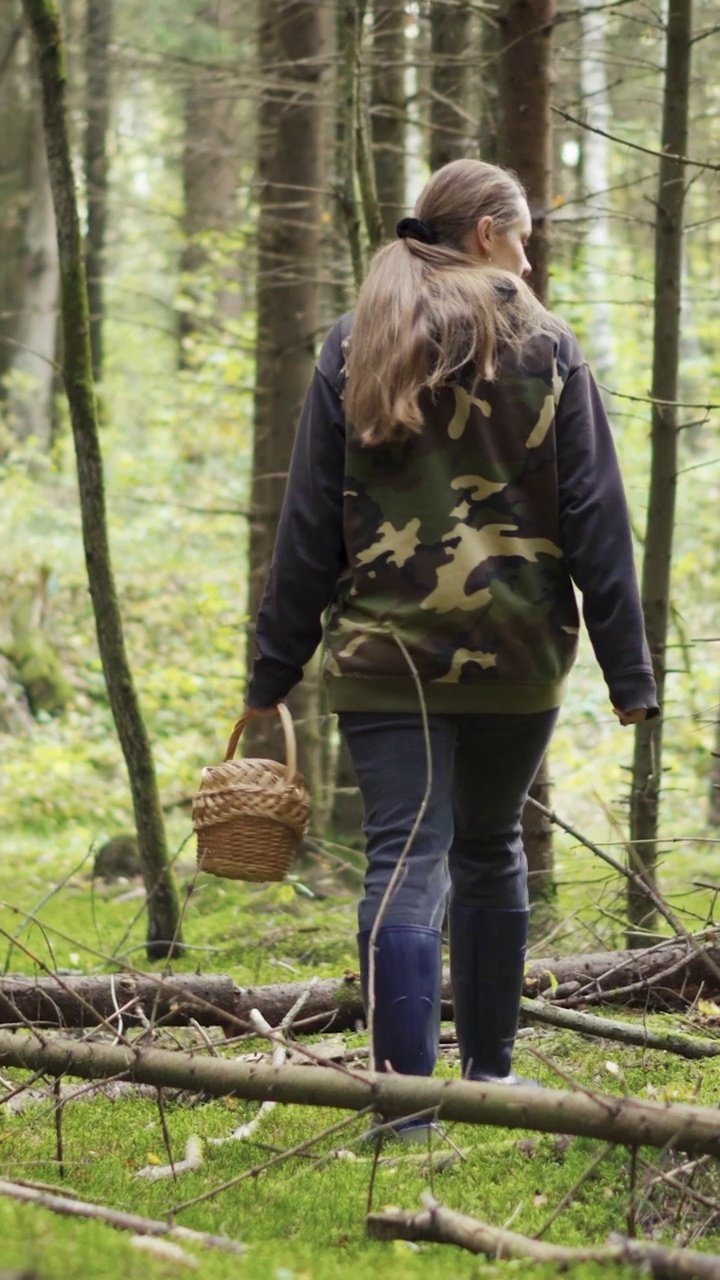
[358,925,442,1140]
[449,903,531,1084]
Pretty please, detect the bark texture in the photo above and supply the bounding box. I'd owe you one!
[245,0,326,777]
[429,0,472,171]
[628,0,692,946]
[84,0,111,383]
[0,7,59,447]
[21,0,182,959]
[497,0,555,300]
[178,0,241,363]
[2,936,718,1031]
[5,1029,720,1157]
[371,0,406,237]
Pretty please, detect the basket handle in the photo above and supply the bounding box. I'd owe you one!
[223,703,298,780]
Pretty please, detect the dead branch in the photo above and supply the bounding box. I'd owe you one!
[6,1030,720,1159]
[2,936,720,1034]
[521,998,720,1059]
[0,1178,246,1254]
[367,1193,720,1278]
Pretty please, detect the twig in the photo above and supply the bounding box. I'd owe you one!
[135,1136,203,1183]
[53,1077,65,1179]
[533,1143,614,1239]
[0,1178,245,1253]
[168,1106,376,1216]
[521,997,720,1059]
[527,798,720,989]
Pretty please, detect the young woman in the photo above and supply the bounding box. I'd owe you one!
[244,159,658,1131]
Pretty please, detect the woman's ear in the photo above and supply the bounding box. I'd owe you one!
[475,215,494,260]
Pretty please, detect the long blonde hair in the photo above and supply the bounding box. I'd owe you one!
[344,159,555,447]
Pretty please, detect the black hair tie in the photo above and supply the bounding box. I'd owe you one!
[396,216,439,246]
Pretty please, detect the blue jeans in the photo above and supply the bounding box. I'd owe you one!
[338,710,559,933]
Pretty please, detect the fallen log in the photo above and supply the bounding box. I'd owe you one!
[0,936,717,1031]
[4,1030,720,1159]
[367,1194,720,1279]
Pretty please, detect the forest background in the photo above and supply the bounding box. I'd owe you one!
[1,1,720,1278]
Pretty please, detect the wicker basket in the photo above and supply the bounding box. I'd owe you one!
[192,703,311,882]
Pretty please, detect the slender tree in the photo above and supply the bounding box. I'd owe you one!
[497,0,556,901]
[579,0,613,381]
[498,0,554,299]
[371,0,406,237]
[177,0,241,365]
[245,0,326,790]
[22,0,182,960]
[478,8,500,164]
[429,0,472,171]
[628,0,693,945]
[0,6,59,446]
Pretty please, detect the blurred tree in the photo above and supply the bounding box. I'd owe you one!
[371,0,406,237]
[429,0,472,171]
[0,3,59,447]
[177,0,242,366]
[84,0,112,384]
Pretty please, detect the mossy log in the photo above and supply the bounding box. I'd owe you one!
[2,937,720,1034]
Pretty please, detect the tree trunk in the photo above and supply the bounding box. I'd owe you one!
[0,5,59,440]
[245,0,326,789]
[177,0,241,365]
[22,0,182,960]
[497,0,554,301]
[429,0,472,171]
[371,0,406,238]
[84,0,111,384]
[628,0,692,947]
[497,0,556,903]
[4,105,59,446]
[478,9,500,163]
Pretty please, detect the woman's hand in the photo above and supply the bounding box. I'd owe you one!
[612,707,648,726]
[243,704,279,718]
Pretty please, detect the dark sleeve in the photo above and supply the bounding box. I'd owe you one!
[556,356,659,716]
[245,330,347,709]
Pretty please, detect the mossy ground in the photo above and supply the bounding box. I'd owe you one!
[2,847,720,1280]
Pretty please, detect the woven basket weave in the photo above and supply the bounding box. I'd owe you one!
[192,703,310,882]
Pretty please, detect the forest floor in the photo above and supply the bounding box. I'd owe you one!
[1,366,719,1276]
[3,846,720,1280]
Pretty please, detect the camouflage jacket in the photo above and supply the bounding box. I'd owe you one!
[247,315,658,717]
